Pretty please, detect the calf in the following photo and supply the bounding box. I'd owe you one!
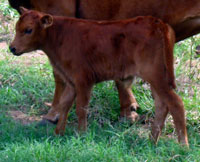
[10,8,188,146]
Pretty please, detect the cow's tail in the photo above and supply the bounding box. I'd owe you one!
[161,24,176,89]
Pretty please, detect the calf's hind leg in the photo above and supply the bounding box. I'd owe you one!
[150,86,169,144]
[75,83,93,132]
[151,84,188,146]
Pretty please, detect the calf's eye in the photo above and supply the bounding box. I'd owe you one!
[24,28,32,34]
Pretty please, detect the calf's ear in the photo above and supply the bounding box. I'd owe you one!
[19,7,29,14]
[40,15,53,29]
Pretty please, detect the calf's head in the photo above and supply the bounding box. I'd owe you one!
[10,7,53,56]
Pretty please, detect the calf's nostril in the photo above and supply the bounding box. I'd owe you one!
[9,46,16,53]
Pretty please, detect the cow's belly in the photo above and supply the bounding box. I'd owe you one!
[174,16,200,42]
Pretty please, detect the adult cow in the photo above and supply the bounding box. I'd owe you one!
[8,0,200,124]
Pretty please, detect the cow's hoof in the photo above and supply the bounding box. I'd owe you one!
[44,102,52,107]
[120,111,139,123]
[120,104,140,122]
[128,111,140,122]
[130,103,139,112]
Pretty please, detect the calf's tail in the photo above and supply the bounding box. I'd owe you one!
[162,24,176,89]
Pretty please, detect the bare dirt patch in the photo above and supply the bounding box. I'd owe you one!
[9,110,41,125]
[0,48,48,66]
[0,41,7,49]
[10,51,47,66]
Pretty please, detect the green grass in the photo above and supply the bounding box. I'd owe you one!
[0,0,200,161]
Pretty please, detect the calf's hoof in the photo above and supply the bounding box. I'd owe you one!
[179,136,189,147]
[42,111,60,124]
[150,130,189,147]
[54,128,65,136]
[149,130,160,145]
[36,112,59,127]
[36,118,57,127]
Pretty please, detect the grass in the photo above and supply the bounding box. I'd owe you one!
[0,1,200,161]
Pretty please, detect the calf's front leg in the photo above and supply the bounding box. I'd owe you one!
[54,83,76,135]
[43,71,66,123]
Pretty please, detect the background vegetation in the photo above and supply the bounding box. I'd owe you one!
[0,0,199,161]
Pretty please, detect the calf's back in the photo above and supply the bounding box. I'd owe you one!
[41,16,174,86]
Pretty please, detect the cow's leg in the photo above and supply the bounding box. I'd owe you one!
[115,79,139,122]
[151,84,188,146]
[45,74,139,124]
[75,84,93,132]
[150,86,169,144]
[54,84,75,135]
[43,71,66,123]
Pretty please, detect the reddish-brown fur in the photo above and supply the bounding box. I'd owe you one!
[8,0,200,41]
[10,9,188,146]
[8,0,200,124]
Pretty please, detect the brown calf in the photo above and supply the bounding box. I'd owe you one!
[8,0,200,124]
[10,8,188,146]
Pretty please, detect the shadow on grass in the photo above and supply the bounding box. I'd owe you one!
[0,108,199,162]
[0,110,150,148]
